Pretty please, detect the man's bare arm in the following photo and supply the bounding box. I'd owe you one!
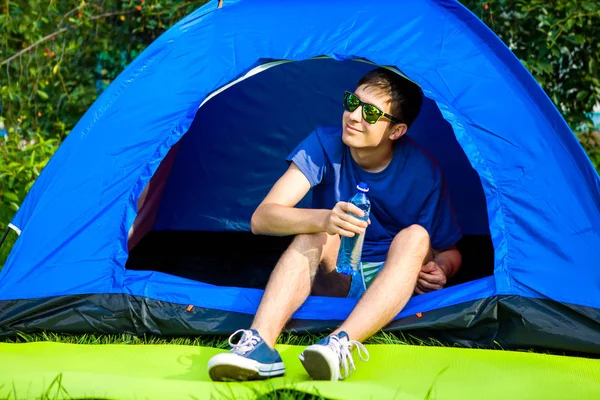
[432,245,462,279]
[251,203,331,236]
[251,163,367,237]
[416,245,462,294]
[250,163,330,236]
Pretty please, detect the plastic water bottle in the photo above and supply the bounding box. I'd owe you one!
[336,182,371,276]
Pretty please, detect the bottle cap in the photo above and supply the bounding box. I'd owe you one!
[357,182,369,192]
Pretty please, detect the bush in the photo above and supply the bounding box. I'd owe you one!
[0,132,59,221]
[461,0,600,164]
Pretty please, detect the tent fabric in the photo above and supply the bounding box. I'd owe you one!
[3,293,599,353]
[0,0,599,353]
[2,342,600,400]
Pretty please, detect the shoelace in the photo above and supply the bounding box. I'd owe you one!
[328,335,370,379]
[229,329,260,354]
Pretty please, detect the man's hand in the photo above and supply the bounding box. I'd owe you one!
[324,201,370,237]
[415,261,447,294]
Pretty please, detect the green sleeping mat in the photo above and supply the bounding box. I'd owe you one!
[1,342,598,399]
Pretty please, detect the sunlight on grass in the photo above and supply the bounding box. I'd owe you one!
[6,331,231,348]
[4,329,576,359]
[4,330,449,348]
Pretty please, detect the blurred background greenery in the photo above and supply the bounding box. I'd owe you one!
[1,0,599,266]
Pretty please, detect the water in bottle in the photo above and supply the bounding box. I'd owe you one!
[336,182,371,276]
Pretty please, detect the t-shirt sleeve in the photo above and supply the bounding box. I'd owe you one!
[285,129,327,188]
[419,177,463,250]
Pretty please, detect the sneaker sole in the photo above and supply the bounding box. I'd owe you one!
[300,347,339,381]
[208,353,285,382]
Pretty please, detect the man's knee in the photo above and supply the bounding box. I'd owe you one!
[392,224,430,252]
[290,232,329,252]
[286,233,331,269]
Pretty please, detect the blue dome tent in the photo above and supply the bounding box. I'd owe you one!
[1,0,599,354]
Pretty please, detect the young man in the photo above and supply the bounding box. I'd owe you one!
[207,67,462,382]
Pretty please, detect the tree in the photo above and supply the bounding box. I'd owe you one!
[461,0,600,166]
[1,0,208,140]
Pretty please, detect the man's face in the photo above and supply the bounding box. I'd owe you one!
[341,84,397,149]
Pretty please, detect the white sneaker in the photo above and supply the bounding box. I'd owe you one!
[299,331,369,381]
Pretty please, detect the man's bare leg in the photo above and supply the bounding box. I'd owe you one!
[333,224,431,342]
[251,232,341,347]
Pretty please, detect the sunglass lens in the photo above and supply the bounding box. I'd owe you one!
[344,92,360,112]
[363,104,382,124]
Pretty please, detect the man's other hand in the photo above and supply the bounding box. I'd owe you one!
[415,261,447,294]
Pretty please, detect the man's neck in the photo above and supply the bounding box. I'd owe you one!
[349,143,395,173]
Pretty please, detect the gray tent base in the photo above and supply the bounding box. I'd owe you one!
[1,293,599,357]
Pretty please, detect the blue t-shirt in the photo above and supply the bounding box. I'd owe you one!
[286,125,462,262]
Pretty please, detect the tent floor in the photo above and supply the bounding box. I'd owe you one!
[126,231,494,289]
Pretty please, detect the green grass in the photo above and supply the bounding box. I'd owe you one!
[4,329,593,360]
[2,329,451,348]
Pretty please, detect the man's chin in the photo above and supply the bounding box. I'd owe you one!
[342,131,356,143]
[342,134,365,149]
[341,134,354,147]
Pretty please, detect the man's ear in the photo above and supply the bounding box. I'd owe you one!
[389,123,408,141]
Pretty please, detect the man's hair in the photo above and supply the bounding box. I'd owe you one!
[356,67,423,128]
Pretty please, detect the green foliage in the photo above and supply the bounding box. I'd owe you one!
[0,0,206,139]
[0,133,58,218]
[0,132,57,265]
[461,0,600,167]
[0,133,57,267]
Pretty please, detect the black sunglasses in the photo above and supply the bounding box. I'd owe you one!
[343,91,403,125]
